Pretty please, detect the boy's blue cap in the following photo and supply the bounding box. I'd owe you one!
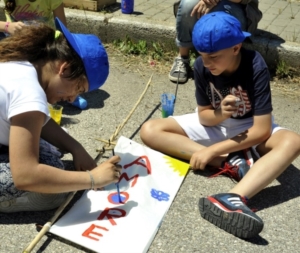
[192,11,251,53]
[55,18,109,91]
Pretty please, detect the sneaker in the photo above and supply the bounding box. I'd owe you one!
[210,148,254,182]
[168,56,189,83]
[0,192,68,213]
[199,193,263,238]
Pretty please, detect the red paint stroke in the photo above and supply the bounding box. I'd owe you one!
[82,224,109,241]
[107,191,129,205]
[119,156,152,187]
[97,207,127,226]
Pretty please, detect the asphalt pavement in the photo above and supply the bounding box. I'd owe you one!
[0,50,299,253]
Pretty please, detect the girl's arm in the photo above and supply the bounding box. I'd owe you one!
[41,118,97,171]
[9,111,120,193]
[0,20,24,34]
[53,3,67,27]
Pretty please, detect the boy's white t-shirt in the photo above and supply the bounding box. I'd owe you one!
[0,61,50,146]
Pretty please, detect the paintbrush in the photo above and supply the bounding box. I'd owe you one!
[112,149,121,203]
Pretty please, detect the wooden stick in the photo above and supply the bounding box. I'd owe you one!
[107,73,153,143]
[23,74,153,252]
[23,191,76,253]
[95,138,117,146]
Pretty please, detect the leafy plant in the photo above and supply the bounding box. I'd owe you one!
[276,59,291,79]
[151,42,164,60]
[113,36,148,55]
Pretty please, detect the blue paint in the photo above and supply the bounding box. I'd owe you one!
[151,189,170,201]
[111,193,126,203]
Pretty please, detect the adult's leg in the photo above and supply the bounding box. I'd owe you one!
[210,0,247,30]
[169,0,198,83]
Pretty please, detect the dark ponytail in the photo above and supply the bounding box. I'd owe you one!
[4,0,16,14]
[0,23,86,80]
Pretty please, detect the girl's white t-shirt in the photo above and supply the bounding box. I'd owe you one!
[0,61,50,146]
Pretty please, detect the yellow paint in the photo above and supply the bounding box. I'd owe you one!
[163,156,189,177]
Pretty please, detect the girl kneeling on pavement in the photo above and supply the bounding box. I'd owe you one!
[0,18,122,212]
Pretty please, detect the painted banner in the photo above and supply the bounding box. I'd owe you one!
[50,136,189,253]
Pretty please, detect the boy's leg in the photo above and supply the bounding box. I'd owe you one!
[199,129,300,238]
[141,113,227,167]
[0,140,68,213]
[229,129,300,198]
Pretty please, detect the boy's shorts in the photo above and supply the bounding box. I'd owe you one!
[171,113,285,148]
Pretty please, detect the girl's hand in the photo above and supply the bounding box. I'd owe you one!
[7,21,25,35]
[91,156,122,188]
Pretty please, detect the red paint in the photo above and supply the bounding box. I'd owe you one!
[82,224,109,241]
[107,191,129,204]
[81,156,151,240]
[97,207,127,226]
[119,156,152,187]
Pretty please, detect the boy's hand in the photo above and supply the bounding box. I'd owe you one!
[190,147,215,170]
[220,95,240,118]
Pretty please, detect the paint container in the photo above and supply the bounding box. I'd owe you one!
[71,96,87,110]
[48,104,63,125]
[121,0,134,14]
[161,93,175,118]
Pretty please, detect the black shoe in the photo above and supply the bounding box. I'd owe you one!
[199,193,263,238]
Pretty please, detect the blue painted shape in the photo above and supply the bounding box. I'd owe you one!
[111,193,126,203]
[150,189,170,201]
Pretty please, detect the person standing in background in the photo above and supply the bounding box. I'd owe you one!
[0,0,88,110]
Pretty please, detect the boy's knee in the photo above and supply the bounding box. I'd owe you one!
[140,120,156,142]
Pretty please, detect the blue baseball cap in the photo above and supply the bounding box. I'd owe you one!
[192,11,251,53]
[55,17,109,91]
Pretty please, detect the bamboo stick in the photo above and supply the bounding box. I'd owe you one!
[23,191,76,253]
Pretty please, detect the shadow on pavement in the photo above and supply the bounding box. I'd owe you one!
[251,164,300,211]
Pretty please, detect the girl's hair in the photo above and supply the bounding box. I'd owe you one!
[0,24,86,80]
[4,0,16,14]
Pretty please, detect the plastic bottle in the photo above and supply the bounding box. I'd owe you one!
[121,0,134,14]
[71,96,88,110]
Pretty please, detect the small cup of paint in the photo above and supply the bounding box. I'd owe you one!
[161,93,175,118]
[48,104,63,125]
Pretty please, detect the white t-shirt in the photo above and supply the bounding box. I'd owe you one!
[0,61,50,146]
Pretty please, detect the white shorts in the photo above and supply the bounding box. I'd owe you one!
[172,113,285,148]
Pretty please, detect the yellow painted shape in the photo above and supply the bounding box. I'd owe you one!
[163,156,189,177]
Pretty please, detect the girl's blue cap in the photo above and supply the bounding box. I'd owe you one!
[192,11,251,53]
[55,17,109,91]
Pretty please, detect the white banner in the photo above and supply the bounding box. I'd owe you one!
[50,136,189,253]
